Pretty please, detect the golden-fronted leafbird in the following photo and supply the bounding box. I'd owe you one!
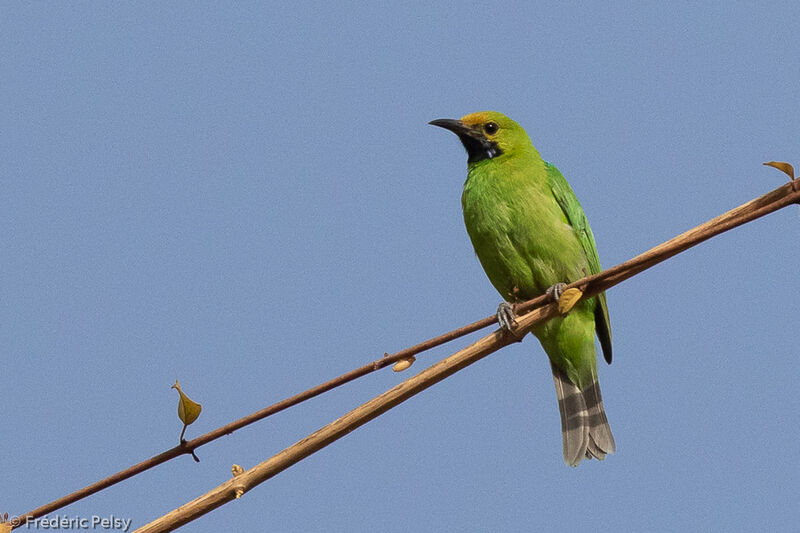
[430,111,615,466]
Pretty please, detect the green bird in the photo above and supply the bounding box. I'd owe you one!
[430,111,615,466]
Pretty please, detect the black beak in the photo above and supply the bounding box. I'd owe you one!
[429,118,479,138]
[429,118,501,163]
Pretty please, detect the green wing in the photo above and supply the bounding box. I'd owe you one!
[545,163,612,364]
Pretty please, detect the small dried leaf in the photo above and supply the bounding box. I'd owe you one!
[557,288,583,315]
[392,356,415,372]
[763,161,795,180]
[172,380,202,426]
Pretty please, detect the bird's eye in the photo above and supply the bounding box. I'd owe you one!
[484,122,499,135]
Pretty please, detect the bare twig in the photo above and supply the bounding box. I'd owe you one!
[12,179,800,530]
[134,179,800,531]
[135,316,527,532]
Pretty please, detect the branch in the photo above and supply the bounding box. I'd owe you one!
[134,179,800,531]
[12,178,798,529]
[12,304,503,527]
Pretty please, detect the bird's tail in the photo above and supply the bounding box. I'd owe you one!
[550,362,616,466]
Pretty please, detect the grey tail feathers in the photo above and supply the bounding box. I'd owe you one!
[550,362,616,467]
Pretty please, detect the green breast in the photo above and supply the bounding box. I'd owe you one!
[461,159,588,302]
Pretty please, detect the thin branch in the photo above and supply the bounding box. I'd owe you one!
[12,178,799,530]
[12,316,497,528]
[135,318,524,532]
[135,179,800,531]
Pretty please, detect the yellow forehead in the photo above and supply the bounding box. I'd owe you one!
[460,112,492,126]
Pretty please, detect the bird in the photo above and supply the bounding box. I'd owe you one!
[430,111,615,466]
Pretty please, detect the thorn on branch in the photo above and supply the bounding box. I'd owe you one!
[763,161,797,193]
[180,438,201,462]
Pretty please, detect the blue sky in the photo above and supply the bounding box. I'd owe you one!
[3,2,799,531]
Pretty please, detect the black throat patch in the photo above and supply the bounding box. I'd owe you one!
[458,135,503,163]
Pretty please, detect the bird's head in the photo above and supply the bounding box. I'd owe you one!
[429,111,532,164]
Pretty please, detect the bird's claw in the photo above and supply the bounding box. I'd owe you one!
[546,282,567,302]
[496,301,518,331]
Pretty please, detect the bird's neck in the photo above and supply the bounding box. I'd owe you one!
[465,149,546,189]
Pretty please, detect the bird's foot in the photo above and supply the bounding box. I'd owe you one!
[546,283,567,303]
[496,301,518,332]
